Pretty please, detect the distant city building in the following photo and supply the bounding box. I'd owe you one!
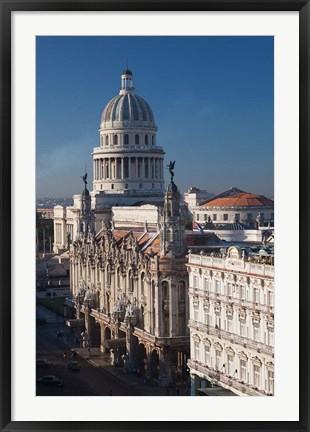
[192,187,274,228]
[187,245,274,396]
[183,187,214,209]
[37,208,54,219]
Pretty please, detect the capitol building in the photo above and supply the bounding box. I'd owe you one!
[53,67,274,395]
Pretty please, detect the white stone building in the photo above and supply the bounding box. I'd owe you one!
[53,68,165,252]
[192,188,274,228]
[68,176,190,387]
[187,245,274,396]
[183,187,214,209]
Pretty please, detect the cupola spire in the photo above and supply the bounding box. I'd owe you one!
[120,64,135,94]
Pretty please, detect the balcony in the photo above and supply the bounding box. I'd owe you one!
[187,359,265,396]
[188,254,274,278]
[188,320,274,356]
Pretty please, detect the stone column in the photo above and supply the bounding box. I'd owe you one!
[135,157,138,178]
[158,348,173,387]
[121,157,124,179]
[170,281,177,337]
[154,281,160,336]
[145,279,151,333]
[109,158,111,179]
[102,159,105,179]
[142,157,145,179]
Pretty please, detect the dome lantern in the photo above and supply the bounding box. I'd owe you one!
[120,68,135,94]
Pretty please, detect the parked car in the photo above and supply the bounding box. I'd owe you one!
[36,359,52,368]
[37,375,63,387]
[67,361,80,371]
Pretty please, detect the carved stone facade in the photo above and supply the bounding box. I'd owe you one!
[69,180,189,387]
[187,246,274,396]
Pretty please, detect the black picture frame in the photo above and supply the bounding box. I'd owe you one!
[1,1,309,431]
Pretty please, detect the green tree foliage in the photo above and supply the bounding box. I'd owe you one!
[36,212,54,254]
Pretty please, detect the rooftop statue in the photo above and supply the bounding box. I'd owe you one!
[167,160,176,181]
[81,172,87,187]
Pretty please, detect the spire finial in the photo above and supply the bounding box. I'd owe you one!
[126,58,128,70]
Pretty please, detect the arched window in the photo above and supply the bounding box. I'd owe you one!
[124,134,129,145]
[113,135,118,145]
[162,281,170,336]
[105,135,109,145]
[135,134,139,145]
[129,270,134,293]
[145,135,148,145]
[152,135,155,145]
[141,272,145,296]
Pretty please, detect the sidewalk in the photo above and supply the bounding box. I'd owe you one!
[59,328,187,396]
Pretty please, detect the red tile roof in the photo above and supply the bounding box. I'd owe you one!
[201,193,273,208]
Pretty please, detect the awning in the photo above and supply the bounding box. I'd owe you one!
[197,387,237,396]
[66,319,85,328]
[104,338,126,349]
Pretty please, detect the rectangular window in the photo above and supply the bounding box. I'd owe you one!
[194,341,200,361]
[267,328,274,346]
[254,365,261,388]
[204,214,207,221]
[267,290,273,306]
[267,370,274,395]
[240,321,246,337]
[254,288,260,303]
[196,214,200,221]
[223,214,228,221]
[204,345,210,366]
[235,213,240,221]
[215,280,220,294]
[247,213,252,220]
[227,354,234,376]
[194,307,199,321]
[215,350,222,370]
[193,275,198,289]
[253,325,260,342]
[240,359,247,382]
[204,278,209,291]
[240,285,246,300]
[227,283,233,297]
[204,310,212,326]
[227,317,233,333]
[213,214,217,221]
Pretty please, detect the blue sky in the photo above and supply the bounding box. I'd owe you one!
[36,36,274,198]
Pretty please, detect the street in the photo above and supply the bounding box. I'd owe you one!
[36,309,141,396]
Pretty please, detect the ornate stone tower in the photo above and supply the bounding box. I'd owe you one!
[160,163,186,257]
[77,174,95,238]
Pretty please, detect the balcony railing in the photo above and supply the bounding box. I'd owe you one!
[187,359,265,396]
[188,254,274,277]
[188,320,274,355]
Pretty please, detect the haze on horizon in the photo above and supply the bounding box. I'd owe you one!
[36,36,274,199]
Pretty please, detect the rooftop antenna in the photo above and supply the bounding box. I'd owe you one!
[126,58,128,70]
